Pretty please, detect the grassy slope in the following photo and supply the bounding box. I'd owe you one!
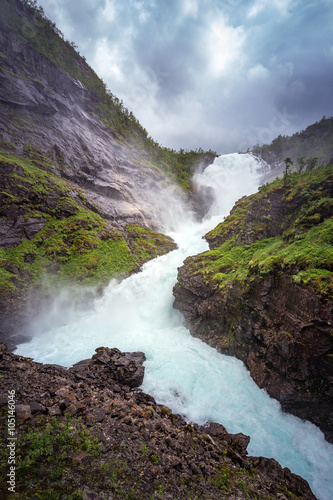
[184,164,333,298]
[0,150,175,299]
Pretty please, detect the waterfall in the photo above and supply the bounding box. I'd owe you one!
[16,153,333,500]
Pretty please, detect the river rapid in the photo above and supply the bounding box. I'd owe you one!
[16,154,333,500]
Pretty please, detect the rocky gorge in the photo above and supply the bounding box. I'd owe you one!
[0,0,215,346]
[173,164,333,443]
[0,1,333,499]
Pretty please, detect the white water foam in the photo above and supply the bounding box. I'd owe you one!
[16,154,333,500]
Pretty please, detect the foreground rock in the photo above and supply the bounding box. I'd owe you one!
[0,342,316,499]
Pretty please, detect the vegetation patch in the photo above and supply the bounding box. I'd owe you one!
[0,415,100,499]
[126,224,176,264]
[0,151,176,302]
[188,164,333,297]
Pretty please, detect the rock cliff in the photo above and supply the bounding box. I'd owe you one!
[173,165,333,443]
[0,0,216,344]
[0,0,177,228]
[0,341,317,499]
[0,0,216,226]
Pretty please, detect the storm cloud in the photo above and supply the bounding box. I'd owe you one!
[38,0,333,153]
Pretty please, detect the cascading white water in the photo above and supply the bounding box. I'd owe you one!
[16,154,333,500]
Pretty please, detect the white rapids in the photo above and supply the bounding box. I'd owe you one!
[16,154,333,500]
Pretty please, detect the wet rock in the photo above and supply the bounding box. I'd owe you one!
[229,433,251,456]
[91,347,146,388]
[0,216,46,249]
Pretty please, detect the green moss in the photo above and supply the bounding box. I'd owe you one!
[0,415,99,499]
[186,236,268,293]
[0,138,16,151]
[188,164,333,297]
[1,210,140,293]
[126,224,176,264]
[0,267,17,293]
[0,148,70,200]
[249,220,333,294]
[56,234,134,285]
[0,151,176,299]
[205,196,252,245]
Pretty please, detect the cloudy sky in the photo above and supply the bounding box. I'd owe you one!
[37,0,333,154]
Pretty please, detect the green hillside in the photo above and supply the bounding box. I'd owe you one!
[0,0,216,191]
[251,116,333,174]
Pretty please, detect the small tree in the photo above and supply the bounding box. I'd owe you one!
[283,157,293,185]
[306,157,318,171]
[297,157,306,173]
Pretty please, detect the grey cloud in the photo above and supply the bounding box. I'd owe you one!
[37,0,333,153]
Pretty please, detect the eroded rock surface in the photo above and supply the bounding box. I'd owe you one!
[0,342,317,499]
[0,15,178,230]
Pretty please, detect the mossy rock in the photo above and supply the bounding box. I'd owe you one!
[0,151,176,307]
[188,164,333,297]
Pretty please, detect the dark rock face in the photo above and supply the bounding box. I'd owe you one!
[174,266,333,442]
[0,341,317,499]
[0,215,46,249]
[75,347,146,389]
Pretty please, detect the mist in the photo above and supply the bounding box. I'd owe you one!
[38,0,333,154]
[15,153,333,500]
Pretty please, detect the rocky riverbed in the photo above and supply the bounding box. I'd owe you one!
[0,342,317,499]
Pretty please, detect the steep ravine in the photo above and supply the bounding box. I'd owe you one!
[173,165,333,443]
[14,154,333,500]
[0,2,331,498]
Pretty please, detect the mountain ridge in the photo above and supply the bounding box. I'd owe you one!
[251,116,333,181]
